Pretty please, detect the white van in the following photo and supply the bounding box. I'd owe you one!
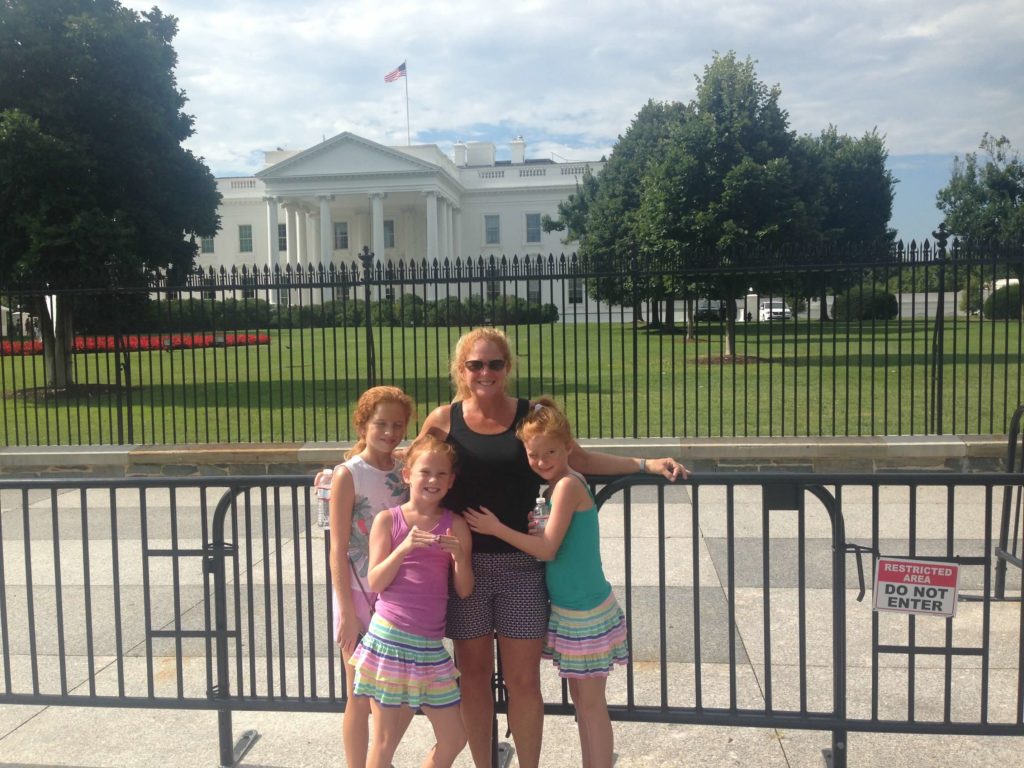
[758,300,792,321]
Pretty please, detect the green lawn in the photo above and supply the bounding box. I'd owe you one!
[2,319,1021,445]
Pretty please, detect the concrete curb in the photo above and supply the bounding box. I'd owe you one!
[0,434,1010,478]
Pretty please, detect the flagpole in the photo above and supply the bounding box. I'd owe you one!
[404,62,411,146]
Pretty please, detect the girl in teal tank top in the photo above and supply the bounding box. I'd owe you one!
[464,397,628,768]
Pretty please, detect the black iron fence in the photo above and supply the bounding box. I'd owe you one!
[1,238,1022,446]
[0,471,1021,767]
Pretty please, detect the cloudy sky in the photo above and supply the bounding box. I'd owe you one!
[123,0,1023,243]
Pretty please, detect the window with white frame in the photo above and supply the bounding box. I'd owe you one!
[277,288,290,307]
[525,213,542,244]
[384,220,395,249]
[278,223,287,252]
[202,276,216,301]
[239,225,253,253]
[484,215,500,245]
[568,277,584,304]
[200,236,215,254]
[333,221,349,250]
[527,279,542,305]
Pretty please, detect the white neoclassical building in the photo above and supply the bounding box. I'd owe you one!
[199,132,603,306]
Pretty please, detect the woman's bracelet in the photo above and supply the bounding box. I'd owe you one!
[639,457,647,474]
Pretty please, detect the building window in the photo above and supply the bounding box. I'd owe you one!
[568,277,584,305]
[484,215,500,245]
[239,225,253,253]
[527,279,541,305]
[384,220,395,249]
[202,276,217,301]
[487,280,501,301]
[333,221,349,250]
[200,236,215,254]
[240,275,255,299]
[525,213,541,244]
[332,285,349,302]
[278,223,287,252]
[277,288,290,307]
[384,286,396,302]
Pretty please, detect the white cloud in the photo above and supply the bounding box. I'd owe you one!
[118,0,1022,237]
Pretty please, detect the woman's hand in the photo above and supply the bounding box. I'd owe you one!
[463,506,503,536]
[647,457,689,481]
[336,611,361,657]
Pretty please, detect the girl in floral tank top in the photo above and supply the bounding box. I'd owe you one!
[323,386,414,768]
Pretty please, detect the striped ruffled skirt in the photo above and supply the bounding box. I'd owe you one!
[544,592,629,678]
[349,614,460,708]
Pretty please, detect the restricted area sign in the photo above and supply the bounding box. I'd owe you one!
[872,557,960,618]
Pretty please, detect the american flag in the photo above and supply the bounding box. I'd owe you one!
[384,62,406,83]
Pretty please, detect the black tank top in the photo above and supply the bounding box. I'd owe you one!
[444,398,541,553]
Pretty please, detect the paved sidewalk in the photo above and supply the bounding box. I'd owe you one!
[1,480,1022,767]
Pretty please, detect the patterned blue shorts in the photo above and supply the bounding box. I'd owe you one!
[446,551,548,640]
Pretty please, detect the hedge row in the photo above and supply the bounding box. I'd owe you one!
[832,283,899,321]
[74,295,559,333]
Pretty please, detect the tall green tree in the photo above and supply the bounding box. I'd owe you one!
[0,0,220,387]
[793,126,896,318]
[937,134,1024,320]
[637,53,809,354]
[937,134,1024,247]
[548,52,896,354]
[545,99,689,326]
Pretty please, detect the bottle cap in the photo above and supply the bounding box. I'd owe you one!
[536,496,546,505]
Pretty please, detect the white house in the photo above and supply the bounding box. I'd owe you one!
[200,132,603,308]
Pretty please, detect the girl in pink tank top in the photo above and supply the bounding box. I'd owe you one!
[349,434,474,768]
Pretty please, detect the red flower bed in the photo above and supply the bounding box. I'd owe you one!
[1,333,270,356]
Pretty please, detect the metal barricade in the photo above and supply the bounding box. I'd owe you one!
[2,471,1023,767]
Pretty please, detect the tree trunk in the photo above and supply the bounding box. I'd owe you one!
[36,295,75,389]
[724,312,736,358]
[685,297,695,341]
[818,292,831,321]
[664,295,676,330]
[649,299,661,328]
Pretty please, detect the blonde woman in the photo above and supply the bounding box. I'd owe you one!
[418,327,687,768]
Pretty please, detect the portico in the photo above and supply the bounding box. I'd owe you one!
[254,133,464,277]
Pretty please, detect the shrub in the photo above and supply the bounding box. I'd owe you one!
[832,283,899,321]
[982,283,1021,320]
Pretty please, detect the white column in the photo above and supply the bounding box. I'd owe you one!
[265,197,280,305]
[319,195,333,265]
[297,209,309,272]
[371,192,386,261]
[425,191,438,263]
[285,204,298,271]
[265,197,279,270]
[445,199,455,261]
[439,197,450,263]
[452,207,462,262]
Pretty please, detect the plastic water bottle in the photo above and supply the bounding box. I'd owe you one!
[316,468,333,529]
[529,496,549,532]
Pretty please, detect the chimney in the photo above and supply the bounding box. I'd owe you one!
[453,140,467,166]
[510,135,526,164]
[466,141,496,166]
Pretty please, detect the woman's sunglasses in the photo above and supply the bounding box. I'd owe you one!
[464,359,507,372]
